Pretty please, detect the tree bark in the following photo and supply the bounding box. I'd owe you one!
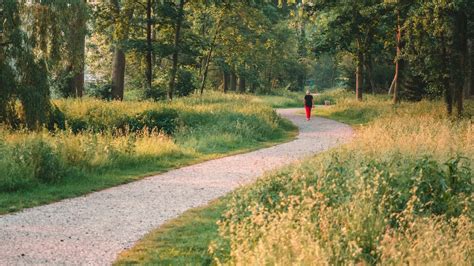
[440,32,452,115]
[365,55,375,95]
[200,19,221,95]
[111,47,125,100]
[222,70,229,93]
[110,0,133,101]
[393,10,401,104]
[145,0,152,89]
[168,0,185,100]
[356,55,363,101]
[454,10,467,117]
[230,71,237,91]
[238,76,246,93]
[468,39,474,97]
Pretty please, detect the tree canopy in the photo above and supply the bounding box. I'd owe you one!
[0,0,473,128]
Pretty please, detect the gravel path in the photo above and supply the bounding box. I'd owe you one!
[0,109,353,265]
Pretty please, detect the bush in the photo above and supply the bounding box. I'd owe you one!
[47,105,66,130]
[0,93,292,195]
[144,86,167,101]
[212,95,474,265]
[121,109,180,135]
[175,69,197,97]
[86,82,113,100]
[25,138,64,183]
[0,141,35,192]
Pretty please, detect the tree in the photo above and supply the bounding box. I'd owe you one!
[404,0,472,116]
[23,0,88,98]
[310,1,385,100]
[168,0,186,100]
[110,0,135,100]
[1,0,52,129]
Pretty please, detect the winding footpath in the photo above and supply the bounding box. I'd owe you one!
[0,109,353,265]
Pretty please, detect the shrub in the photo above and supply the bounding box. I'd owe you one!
[21,138,64,183]
[135,109,180,135]
[175,69,197,97]
[47,105,66,130]
[0,142,35,192]
[86,82,113,100]
[212,95,474,265]
[143,86,167,101]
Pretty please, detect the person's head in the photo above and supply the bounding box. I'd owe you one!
[306,90,310,95]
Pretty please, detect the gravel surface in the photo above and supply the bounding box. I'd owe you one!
[0,108,353,265]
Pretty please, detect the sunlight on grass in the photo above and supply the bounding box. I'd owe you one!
[213,93,473,265]
[116,90,473,265]
[0,93,297,214]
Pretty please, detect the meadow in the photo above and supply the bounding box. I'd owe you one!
[116,91,473,265]
[0,93,296,214]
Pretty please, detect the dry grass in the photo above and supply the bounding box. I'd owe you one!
[212,93,474,265]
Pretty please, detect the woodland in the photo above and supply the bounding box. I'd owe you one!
[1,0,473,129]
[0,0,473,265]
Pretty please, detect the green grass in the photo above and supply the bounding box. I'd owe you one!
[115,198,228,265]
[115,91,473,265]
[0,93,297,214]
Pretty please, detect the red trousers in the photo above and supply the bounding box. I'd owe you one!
[305,105,312,119]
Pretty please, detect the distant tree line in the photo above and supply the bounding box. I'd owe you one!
[307,0,473,116]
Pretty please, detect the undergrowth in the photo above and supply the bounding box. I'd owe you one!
[211,92,473,265]
[0,93,296,213]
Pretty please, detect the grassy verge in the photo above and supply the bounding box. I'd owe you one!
[116,91,473,265]
[0,93,297,214]
[115,198,227,265]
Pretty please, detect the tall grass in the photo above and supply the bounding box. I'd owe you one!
[212,93,473,265]
[0,93,296,213]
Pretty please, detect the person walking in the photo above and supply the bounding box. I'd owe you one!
[304,90,314,121]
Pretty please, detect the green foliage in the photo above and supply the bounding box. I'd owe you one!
[112,92,474,265]
[86,83,113,100]
[212,93,473,264]
[143,86,167,101]
[132,109,180,135]
[0,93,296,212]
[175,69,197,97]
[403,0,473,114]
[114,199,228,265]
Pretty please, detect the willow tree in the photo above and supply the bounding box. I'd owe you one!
[25,0,88,98]
[1,0,51,129]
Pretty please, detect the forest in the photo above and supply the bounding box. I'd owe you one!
[0,0,473,265]
[1,0,473,129]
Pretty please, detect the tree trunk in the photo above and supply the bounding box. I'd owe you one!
[110,0,133,101]
[222,70,229,93]
[393,10,401,104]
[73,70,84,97]
[145,0,152,89]
[356,55,363,101]
[238,77,246,93]
[111,47,125,100]
[454,10,467,117]
[468,39,474,97]
[200,19,221,95]
[267,48,274,89]
[440,32,452,115]
[365,56,375,95]
[230,71,237,91]
[168,0,185,100]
